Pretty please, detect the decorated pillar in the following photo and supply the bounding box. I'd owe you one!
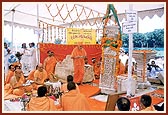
[100,25,122,94]
[99,4,122,94]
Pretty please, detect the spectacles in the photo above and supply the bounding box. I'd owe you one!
[16,67,21,69]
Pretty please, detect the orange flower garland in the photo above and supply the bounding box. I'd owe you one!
[101,32,122,78]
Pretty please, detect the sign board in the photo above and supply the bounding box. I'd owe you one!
[126,10,137,22]
[66,28,96,44]
[105,25,119,38]
[122,21,137,34]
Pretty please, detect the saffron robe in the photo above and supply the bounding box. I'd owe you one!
[61,90,91,111]
[43,56,57,78]
[26,96,58,111]
[94,64,101,79]
[5,70,14,84]
[118,61,125,75]
[141,106,156,111]
[34,69,48,84]
[33,69,48,90]
[4,74,26,96]
[71,47,87,83]
[61,83,80,94]
[27,69,36,81]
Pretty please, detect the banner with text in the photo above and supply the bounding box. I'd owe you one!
[66,28,96,44]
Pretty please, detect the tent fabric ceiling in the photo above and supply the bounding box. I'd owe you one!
[3,2,165,29]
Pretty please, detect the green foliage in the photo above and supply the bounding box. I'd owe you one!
[121,29,164,48]
[121,34,128,47]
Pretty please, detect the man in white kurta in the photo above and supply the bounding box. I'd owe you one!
[19,43,31,76]
[28,42,37,70]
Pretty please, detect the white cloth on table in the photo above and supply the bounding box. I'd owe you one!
[4,100,22,111]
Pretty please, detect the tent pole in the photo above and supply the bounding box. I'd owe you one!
[126,4,136,97]
[11,9,15,51]
[37,4,40,64]
[127,4,133,81]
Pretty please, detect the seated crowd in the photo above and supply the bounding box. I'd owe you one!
[4,48,162,111]
[4,65,162,111]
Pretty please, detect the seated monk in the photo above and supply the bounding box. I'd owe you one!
[32,63,48,90]
[26,85,58,111]
[61,81,91,111]
[5,64,15,85]
[61,75,80,94]
[5,68,32,96]
[4,68,23,96]
[140,94,156,111]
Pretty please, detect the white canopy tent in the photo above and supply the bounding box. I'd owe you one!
[3,2,165,29]
[3,2,165,49]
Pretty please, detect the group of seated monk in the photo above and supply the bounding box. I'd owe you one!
[27,83,162,111]
[4,63,49,97]
[4,62,91,111]
[4,63,27,95]
[4,67,163,111]
[5,63,22,85]
[26,80,91,111]
[26,85,58,111]
[4,50,75,97]
[4,51,162,111]
[26,78,91,111]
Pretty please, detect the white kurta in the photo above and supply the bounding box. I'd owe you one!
[20,48,31,76]
[28,47,37,70]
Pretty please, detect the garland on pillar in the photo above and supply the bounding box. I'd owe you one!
[101,4,122,78]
